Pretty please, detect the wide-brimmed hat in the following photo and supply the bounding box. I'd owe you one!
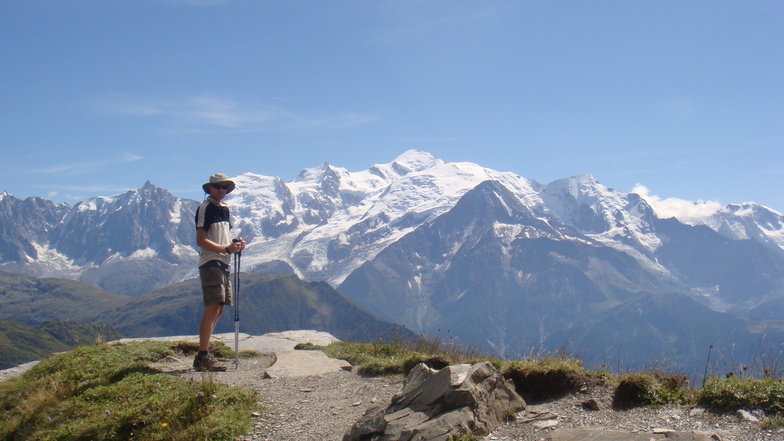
[202,173,236,194]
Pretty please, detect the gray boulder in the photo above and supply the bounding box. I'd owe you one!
[344,361,526,441]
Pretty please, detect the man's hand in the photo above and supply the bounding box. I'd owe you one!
[227,238,246,254]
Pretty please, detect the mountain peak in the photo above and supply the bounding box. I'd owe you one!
[564,174,597,185]
[292,162,343,183]
[544,174,600,200]
[391,150,440,174]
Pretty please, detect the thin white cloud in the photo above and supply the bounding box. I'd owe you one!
[40,152,143,175]
[99,93,377,132]
[32,184,135,202]
[633,184,723,221]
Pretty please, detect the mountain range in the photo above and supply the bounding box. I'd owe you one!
[2,150,783,376]
[0,270,409,369]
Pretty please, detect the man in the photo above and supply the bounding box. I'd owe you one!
[194,173,245,372]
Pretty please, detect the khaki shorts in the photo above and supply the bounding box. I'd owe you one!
[199,265,232,306]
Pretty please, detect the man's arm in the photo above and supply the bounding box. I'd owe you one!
[197,227,228,254]
[196,227,243,254]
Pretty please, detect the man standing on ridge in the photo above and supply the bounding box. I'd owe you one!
[194,173,245,372]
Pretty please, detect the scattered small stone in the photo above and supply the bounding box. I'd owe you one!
[581,397,611,411]
[582,399,601,411]
[520,410,558,423]
[532,419,559,430]
[736,409,759,422]
[652,427,674,433]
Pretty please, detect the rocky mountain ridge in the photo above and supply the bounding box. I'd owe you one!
[3,151,782,289]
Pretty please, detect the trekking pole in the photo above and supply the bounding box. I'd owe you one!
[233,240,241,369]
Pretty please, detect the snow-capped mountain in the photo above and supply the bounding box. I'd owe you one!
[0,182,199,294]
[0,193,69,264]
[684,202,784,255]
[537,175,665,268]
[337,180,777,370]
[3,150,784,374]
[230,150,542,285]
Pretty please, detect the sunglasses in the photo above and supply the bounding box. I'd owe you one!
[211,184,230,190]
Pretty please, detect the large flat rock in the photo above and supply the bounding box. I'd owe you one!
[263,350,351,378]
[213,330,339,353]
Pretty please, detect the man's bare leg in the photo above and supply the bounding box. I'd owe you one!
[199,302,223,351]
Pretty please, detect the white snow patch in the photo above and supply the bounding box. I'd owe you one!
[129,248,157,259]
[494,222,524,244]
[169,200,182,224]
[410,275,422,292]
[689,285,731,313]
[23,243,84,278]
[172,243,198,258]
[103,252,124,264]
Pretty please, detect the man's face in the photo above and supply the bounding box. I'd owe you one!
[208,184,229,200]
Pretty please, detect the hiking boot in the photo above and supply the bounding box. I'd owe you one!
[193,353,227,372]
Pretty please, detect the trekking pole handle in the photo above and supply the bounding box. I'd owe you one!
[232,238,243,256]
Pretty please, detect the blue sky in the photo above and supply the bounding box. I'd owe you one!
[2,1,782,213]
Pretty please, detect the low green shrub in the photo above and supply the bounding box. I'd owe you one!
[501,357,585,403]
[321,341,414,375]
[503,357,582,375]
[170,340,233,359]
[321,340,488,376]
[446,434,480,441]
[238,349,261,359]
[698,377,784,414]
[613,373,692,409]
[762,413,784,430]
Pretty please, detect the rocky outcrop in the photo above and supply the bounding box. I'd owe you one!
[343,361,525,441]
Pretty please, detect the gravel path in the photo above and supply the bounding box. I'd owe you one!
[236,371,402,441]
[178,354,403,441]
